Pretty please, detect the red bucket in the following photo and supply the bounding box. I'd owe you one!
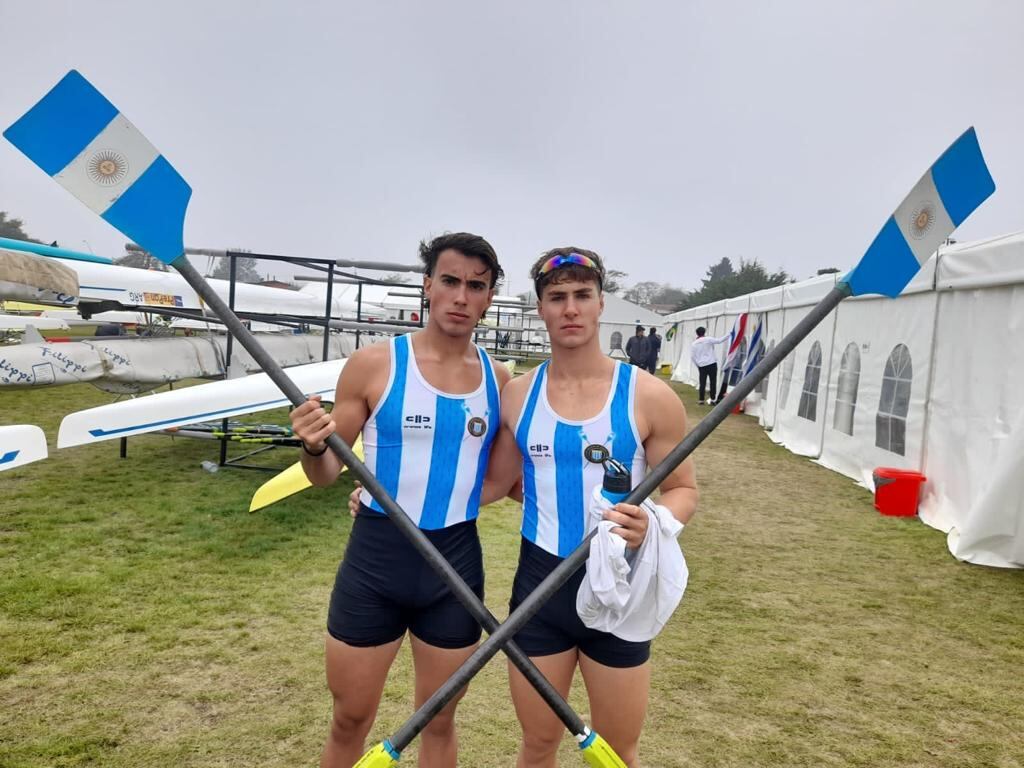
[872,467,926,517]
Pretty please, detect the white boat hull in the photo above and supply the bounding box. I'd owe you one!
[58,358,346,447]
[0,425,48,471]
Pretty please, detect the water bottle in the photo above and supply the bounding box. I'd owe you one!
[200,460,219,474]
[601,457,639,562]
[601,457,631,504]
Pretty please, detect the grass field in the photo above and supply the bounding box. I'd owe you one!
[2,379,1022,767]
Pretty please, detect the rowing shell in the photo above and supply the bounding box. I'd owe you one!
[0,425,48,471]
[58,358,345,448]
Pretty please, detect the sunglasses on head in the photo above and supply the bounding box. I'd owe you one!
[536,252,599,275]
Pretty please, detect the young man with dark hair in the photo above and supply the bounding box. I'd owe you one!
[290,232,510,768]
[484,247,699,767]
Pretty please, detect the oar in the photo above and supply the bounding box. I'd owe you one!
[0,425,48,472]
[249,436,364,512]
[4,70,626,768]
[362,127,996,757]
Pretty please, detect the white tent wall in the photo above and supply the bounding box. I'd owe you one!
[917,233,1024,568]
[744,285,785,421]
[768,274,839,456]
[597,294,665,362]
[815,261,937,486]
[660,308,687,375]
[670,230,1024,568]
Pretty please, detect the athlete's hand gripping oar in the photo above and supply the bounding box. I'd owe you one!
[368,127,997,757]
[4,70,626,768]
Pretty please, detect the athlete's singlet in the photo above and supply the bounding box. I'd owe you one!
[514,361,647,557]
[359,334,500,529]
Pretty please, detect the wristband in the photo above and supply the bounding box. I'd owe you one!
[302,441,329,457]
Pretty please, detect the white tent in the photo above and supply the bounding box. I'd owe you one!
[600,294,665,361]
[671,231,1024,569]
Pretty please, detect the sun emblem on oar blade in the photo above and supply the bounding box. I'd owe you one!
[908,201,936,240]
[87,150,129,186]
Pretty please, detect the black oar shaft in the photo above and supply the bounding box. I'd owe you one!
[172,256,590,739]
[390,284,851,750]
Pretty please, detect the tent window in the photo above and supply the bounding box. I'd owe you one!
[778,352,796,411]
[833,342,861,436]
[753,339,771,395]
[610,331,623,352]
[797,341,823,421]
[876,344,912,455]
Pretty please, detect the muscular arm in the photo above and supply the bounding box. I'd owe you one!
[602,374,698,546]
[639,377,699,525]
[289,345,383,487]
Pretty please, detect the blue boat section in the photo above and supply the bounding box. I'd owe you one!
[0,450,20,465]
[85,386,335,438]
[0,236,113,264]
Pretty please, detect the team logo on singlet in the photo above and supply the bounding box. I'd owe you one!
[404,414,432,430]
[466,417,487,437]
[583,443,610,464]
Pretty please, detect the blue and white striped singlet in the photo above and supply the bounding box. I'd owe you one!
[359,334,500,529]
[514,361,647,557]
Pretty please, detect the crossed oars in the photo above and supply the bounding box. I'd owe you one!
[350,126,995,764]
[4,70,626,768]
[5,73,994,766]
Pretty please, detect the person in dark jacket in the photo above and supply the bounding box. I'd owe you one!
[625,325,648,366]
[645,327,661,374]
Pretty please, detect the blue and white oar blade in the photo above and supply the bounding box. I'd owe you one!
[0,425,48,472]
[843,127,995,298]
[4,70,191,264]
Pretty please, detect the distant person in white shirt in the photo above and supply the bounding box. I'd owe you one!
[690,326,729,405]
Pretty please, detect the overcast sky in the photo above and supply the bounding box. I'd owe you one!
[1,1,1021,295]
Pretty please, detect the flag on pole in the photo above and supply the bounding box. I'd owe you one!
[722,313,748,371]
[3,70,191,263]
[666,323,678,341]
[741,314,765,380]
[844,127,994,298]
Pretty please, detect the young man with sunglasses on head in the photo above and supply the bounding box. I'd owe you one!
[290,232,511,768]
[484,248,699,767]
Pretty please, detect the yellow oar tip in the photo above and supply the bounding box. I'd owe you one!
[579,730,627,768]
[353,741,401,767]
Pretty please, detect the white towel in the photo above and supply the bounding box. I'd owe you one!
[576,486,688,642]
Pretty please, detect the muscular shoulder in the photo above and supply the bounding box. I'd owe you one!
[634,370,687,431]
[338,339,391,395]
[344,339,390,371]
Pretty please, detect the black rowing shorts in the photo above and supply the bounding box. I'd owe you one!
[327,505,484,649]
[509,537,651,668]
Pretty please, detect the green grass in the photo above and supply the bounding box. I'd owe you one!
[2,380,1023,767]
